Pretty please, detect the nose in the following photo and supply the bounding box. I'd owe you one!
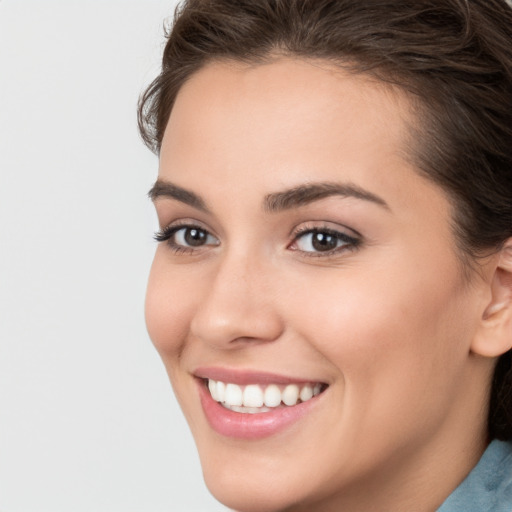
[189,251,284,349]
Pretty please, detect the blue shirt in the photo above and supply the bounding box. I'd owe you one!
[437,439,512,512]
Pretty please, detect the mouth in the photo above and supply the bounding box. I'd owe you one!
[206,378,326,413]
[194,369,329,439]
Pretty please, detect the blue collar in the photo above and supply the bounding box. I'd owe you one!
[437,439,512,511]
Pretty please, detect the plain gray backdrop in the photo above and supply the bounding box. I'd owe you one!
[0,1,228,511]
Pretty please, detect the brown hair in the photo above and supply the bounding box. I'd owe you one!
[138,0,512,439]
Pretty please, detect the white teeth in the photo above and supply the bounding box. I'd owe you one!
[225,383,243,406]
[206,379,324,412]
[299,385,313,402]
[282,384,300,406]
[208,379,218,401]
[264,384,282,407]
[227,405,271,414]
[243,385,264,407]
[216,381,226,402]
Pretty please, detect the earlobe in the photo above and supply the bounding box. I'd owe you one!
[471,240,512,358]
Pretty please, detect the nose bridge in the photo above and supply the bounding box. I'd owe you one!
[190,245,283,347]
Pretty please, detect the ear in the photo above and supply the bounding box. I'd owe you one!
[471,239,512,358]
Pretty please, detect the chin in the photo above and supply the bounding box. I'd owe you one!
[203,468,306,512]
[195,434,337,512]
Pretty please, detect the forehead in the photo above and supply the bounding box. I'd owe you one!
[159,58,435,215]
[162,58,412,158]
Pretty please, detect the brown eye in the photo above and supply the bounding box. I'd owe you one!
[154,224,219,250]
[311,232,338,251]
[181,227,208,246]
[171,226,219,248]
[293,229,359,254]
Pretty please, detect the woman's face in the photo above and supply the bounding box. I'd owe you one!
[146,59,490,511]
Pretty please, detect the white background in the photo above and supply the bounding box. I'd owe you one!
[5,2,511,512]
[0,1,228,511]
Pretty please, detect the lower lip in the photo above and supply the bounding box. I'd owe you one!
[197,380,323,439]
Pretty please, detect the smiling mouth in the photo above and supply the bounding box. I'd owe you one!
[205,378,328,413]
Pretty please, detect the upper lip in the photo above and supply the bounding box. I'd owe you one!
[194,366,326,386]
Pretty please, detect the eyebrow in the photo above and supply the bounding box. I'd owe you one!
[148,180,209,212]
[264,182,390,212]
[148,179,390,213]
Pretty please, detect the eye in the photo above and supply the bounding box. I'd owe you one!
[154,224,219,251]
[290,228,360,255]
[173,226,215,247]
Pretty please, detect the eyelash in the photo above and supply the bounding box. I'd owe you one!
[154,223,361,257]
[154,223,216,255]
[288,226,361,257]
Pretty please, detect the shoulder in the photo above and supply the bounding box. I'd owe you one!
[437,440,512,512]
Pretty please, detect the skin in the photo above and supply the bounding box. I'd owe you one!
[146,58,506,512]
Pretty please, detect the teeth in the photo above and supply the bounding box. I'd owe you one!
[264,384,282,407]
[227,405,272,414]
[225,383,243,406]
[216,381,226,402]
[208,379,218,401]
[282,384,299,406]
[243,385,264,407]
[206,379,324,412]
[299,385,313,402]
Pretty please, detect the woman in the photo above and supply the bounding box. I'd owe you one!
[139,0,512,510]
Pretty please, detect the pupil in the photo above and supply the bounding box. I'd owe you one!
[312,232,337,251]
[185,228,207,246]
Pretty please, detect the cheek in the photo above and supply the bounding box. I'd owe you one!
[145,252,194,362]
[285,257,471,411]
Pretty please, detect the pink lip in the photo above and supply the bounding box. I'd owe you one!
[195,369,326,440]
[194,366,320,386]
